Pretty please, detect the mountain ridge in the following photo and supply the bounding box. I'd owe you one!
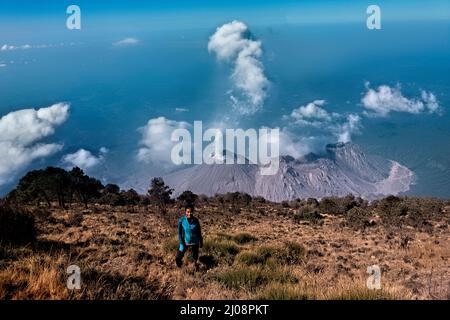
[162,142,415,201]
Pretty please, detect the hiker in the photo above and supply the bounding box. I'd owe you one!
[176,205,203,267]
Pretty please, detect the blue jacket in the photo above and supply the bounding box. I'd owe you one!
[178,216,203,251]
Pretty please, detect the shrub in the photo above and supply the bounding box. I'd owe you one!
[236,243,306,267]
[373,196,445,231]
[253,196,266,203]
[256,246,278,259]
[280,242,306,265]
[104,184,120,194]
[198,194,209,204]
[120,189,141,206]
[216,232,256,244]
[318,196,344,215]
[294,207,323,224]
[258,283,311,300]
[239,246,275,267]
[98,193,125,206]
[214,194,225,205]
[232,233,257,244]
[224,192,252,214]
[306,198,319,207]
[177,190,198,208]
[373,195,402,216]
[140,196,150,206]
[344,207,373,230]
[288,201,301,209]
[215,232,233,241]
[340,194,358,211]
[198,255,218,269]
[0,204,36,245]
[236,251,268,266]
[148,177,173,214]
[203,238,240,256]
[209,265,297,291]
[355,196,369,208]
[203,237,240,264]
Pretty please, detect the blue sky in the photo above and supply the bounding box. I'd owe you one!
[0,1,449,197]
[1,0,449,22]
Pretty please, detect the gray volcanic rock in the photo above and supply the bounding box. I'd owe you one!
[163,143,415,202]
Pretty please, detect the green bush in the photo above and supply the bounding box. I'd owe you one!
[236,251,268,266]
[177,190,198,208]
[281,201,290,208]
[209,265,297,291]
[344,207,373,230]
[317,194,362,215]
[294,207,323,224]
[318,197,340,214]
[236,242,306,267]
[203,237,240,264]
[373,196,445,231]
[232,233,257,244]
[216,232,257,244]
[306,198,319,207]
[258,283,311,300]
[280,242,306,265]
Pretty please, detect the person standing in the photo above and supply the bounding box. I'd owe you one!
[176,205,203,267]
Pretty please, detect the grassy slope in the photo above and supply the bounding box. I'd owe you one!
[0,200,449,300]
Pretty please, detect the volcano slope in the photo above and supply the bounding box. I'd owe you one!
[164,143,415,202]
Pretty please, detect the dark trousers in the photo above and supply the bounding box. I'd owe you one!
[176,244,199,267]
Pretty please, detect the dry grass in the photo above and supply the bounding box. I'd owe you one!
[0,254,69,299]
[0,201,448,300]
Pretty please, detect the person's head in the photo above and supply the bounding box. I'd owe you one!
[185,205,194,218]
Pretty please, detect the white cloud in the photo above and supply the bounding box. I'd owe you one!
[421,90,440,113]
[264,127,331,158]
[1,44,31,51]
[287,100,333,126]
[277,119,361,158]
[175,107,189,113]
[361,83,441,117]
[137,117,191,166]
[113,38,140,47]
[0,43,71,51]
[278,130,316,158]
[336,114,361,143]
[62,148,107,170]
[0,103,70,185]
[284,99,361,146]
[208,20,269,115]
